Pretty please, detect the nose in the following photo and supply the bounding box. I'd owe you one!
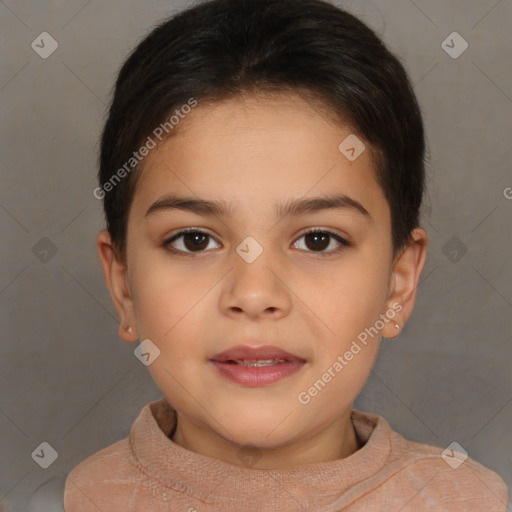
[219,246,292,321]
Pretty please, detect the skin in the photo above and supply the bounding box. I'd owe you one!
[97,92,428,469]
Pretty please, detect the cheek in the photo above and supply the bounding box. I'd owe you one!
[296,341,378,419]
[303,252,389,326]
[130,260,207,343]
[299,255,390,376]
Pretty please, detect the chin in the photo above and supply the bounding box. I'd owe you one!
[220,415,296,449]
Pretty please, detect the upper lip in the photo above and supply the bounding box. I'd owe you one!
[210,345,306,363]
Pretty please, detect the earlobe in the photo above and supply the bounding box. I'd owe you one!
[118,323,138,343]
[96,230,139,343]
[382,228,428,339]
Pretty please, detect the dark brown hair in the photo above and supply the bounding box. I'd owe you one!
[98,0,425,263]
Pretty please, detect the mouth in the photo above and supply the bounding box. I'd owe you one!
[220,358,290,367]
[210,344,305,363]
[209,345,306,386]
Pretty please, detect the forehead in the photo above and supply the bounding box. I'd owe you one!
[131,93,388,224]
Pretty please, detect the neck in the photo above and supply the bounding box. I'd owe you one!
[171,409,360,469]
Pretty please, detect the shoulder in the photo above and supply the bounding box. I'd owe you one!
[388,431,509,510]
[63,398,171,511]
[63,438,141,511]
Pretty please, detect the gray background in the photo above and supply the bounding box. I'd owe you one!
[1,0,511,510]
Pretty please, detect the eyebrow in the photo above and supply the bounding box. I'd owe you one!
[145,193,372,221]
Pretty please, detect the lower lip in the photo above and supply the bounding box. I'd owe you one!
[209,360,305,386]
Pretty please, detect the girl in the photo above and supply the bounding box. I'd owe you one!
[64,0,508,510]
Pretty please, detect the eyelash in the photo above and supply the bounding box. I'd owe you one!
[163,227,351,258]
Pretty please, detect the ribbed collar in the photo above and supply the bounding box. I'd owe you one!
[129,397,391,509]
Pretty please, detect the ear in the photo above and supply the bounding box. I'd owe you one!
[96,229,139,343]
[381,227,428,339]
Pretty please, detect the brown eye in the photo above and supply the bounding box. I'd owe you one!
[182,232,209,251]
[164,229,220,254]
[293,229,350,256]
[304,232,330,251]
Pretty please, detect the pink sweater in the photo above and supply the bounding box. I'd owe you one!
[63,397,508,511]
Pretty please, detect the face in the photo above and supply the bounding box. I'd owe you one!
[98,92,427,467]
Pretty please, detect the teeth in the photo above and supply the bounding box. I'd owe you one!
[233,358,287,367]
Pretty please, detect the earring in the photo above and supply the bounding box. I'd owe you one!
[395,323,400,330]
[125,325,133,333]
